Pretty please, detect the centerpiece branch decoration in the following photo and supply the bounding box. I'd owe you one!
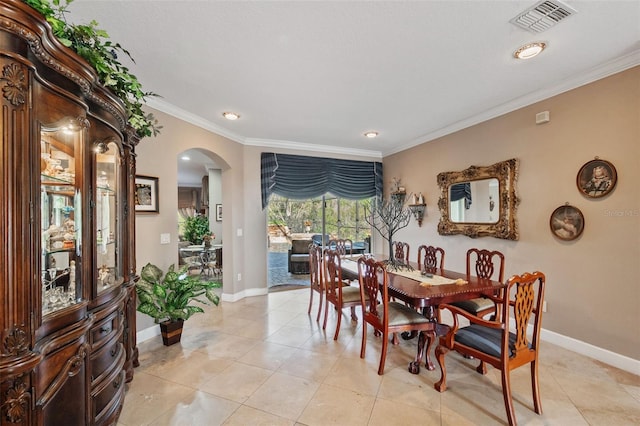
[364,196,412,271]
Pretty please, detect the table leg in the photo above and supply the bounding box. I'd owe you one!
[408,330,427,374]
[407,306,450,374]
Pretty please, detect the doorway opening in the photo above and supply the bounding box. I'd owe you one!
[177,149,223,283]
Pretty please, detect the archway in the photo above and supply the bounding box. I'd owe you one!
[177,148,224,279]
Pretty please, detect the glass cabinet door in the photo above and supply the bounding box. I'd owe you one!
[40,122,83,316]
[96,141,121,293]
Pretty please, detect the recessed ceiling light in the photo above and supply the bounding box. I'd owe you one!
[364,131,379,138]
[222,112,240,120]
[181,155,190,161]
[514,42,546,59]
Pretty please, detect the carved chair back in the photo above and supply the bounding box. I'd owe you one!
[392,241,410,264]
[328,238,353,256]
[417,245,445,273]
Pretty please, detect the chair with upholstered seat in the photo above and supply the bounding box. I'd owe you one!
[417,245,445,273]
[357,256,435,375]
[323,249,363,340]
[450,248,505,319]
[307,244,324,321]
[435,271,547,426]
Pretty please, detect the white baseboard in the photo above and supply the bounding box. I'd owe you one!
[540,328,639,375]
[221,287,268,302]
[135,297,639,375]
[137,322,161,343]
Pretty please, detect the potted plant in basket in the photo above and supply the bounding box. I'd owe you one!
[136,263,221,345]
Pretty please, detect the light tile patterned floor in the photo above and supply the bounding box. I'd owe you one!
[119,288,640,425]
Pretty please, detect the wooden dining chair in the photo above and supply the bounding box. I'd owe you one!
[417,245,445,273]
[323,249,362,340]
[328,238,353,256]
[392,241,410,265]
[435,271,547,426]
[357,256,434,375]
[307,244,324,321]
[451,248,505,319]
[183,255,203,275]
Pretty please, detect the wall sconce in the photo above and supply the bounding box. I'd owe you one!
[409,192,426,226]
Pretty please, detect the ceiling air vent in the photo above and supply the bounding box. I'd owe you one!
[510,0,577,33]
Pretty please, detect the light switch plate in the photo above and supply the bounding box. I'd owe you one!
[160,233,170,244]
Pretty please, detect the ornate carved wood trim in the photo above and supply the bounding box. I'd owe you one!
[0,62,26,106]
[1,325,29,356]
[36,343,88,408]
[1,374,31,423]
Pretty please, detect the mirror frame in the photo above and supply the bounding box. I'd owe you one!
[437,158,520,240]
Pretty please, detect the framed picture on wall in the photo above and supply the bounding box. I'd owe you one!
[135,175,159,213]
[216,204,222,221]
[577,158,617,198]
[549,203,584,241]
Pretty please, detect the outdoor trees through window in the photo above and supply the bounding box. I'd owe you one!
[267,194,372,246]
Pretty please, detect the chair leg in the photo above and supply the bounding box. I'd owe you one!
[322,300,329,331]
[378,330,389,375]
[501,367,517,426]
[531,360,542,415]
[434,344,449,392]
[308,288,314,314]
[350,306,357,321]
[316,293,323,322]
[333,307,342,340]
[360,322,367,359]
[476,360,487,375]
[392,333,399,345]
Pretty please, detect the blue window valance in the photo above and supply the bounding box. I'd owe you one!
[261,153,383,209]
[450,182,472,209]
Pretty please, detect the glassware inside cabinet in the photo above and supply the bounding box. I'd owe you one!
[96,141,122,293]
[40,121,83,316]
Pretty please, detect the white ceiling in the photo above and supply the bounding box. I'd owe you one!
[67,0,639,165]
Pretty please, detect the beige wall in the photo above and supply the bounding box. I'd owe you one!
[134,109,245,330]
[383,67,639,359]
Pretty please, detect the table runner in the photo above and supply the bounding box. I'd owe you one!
[341,259,467,286]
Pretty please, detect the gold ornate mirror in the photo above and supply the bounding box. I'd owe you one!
[437,158,520,240]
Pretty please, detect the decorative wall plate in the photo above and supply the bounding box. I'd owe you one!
[577,158,617,198]
[550,203,584,241]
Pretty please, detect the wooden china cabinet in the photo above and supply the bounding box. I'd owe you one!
[0,1,140,425]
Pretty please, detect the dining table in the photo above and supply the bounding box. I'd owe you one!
[340,255,505,374]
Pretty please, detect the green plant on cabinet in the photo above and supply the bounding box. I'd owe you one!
[22,0,162,138]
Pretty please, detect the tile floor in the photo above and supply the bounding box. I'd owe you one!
[119,288,640,425]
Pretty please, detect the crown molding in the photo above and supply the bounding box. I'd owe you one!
[145,98,247,144]
[385,49,640,157]
[147,51,639,160]
[244,138,382,159]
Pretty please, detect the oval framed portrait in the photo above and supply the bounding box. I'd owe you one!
[550,204,584,241]
[577,158,617,198]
